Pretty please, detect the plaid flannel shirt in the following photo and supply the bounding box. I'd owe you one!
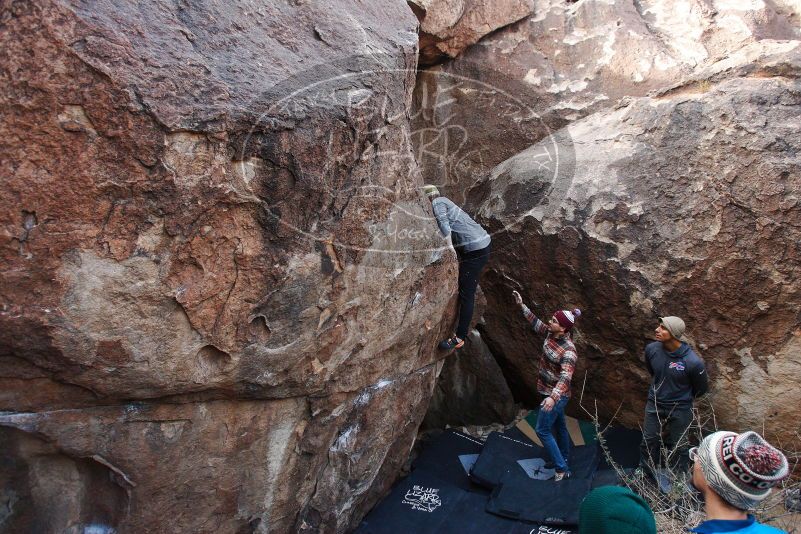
[521,305,578,402]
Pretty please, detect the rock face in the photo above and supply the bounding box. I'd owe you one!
[422,326,517,430]
[3,0,800,530]
[409,0,535,66]
[0,369,439,533]
[412,0,801,195]
[0,1,458,532]
[468,42,801,442]
[411,0,801,443]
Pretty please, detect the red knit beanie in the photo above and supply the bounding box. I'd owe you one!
[554,308,581,331]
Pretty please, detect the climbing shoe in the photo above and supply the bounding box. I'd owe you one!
[554,471,571,481]
[438,336,464,350]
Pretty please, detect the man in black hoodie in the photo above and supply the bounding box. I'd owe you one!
[639,316,708,478]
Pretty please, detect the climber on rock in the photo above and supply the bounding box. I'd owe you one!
[423,184,491,351]
[638,316,708,482]
[512,290,581,481]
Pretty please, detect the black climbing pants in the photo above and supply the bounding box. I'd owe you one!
[455,244,491,340]
[639,399,694,476]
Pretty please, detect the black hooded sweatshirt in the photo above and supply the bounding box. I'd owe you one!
[645,341,708,407]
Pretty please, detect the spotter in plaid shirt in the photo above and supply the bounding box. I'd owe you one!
[521,305,578,402]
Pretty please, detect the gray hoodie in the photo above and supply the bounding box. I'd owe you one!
[431,196,491,253]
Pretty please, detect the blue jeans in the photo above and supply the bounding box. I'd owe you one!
[535,396,571,473]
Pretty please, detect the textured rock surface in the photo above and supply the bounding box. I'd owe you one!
[412,0,801,192]
[422,326,517,430]
[409,0,535,66]
[4,0,801,530]
[0,1,456,532]
[468,43,801,442]
[0,366,438,533]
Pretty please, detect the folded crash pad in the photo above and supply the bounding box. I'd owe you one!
[412,430,486,491]
[486,468,593,526]
[485,443,599,526]
[469,431,545,488]
[471,429,600,488]
[519,441,601,482]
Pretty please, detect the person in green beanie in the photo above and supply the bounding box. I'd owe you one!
[579,485,656,534]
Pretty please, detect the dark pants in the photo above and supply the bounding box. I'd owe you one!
[455,244,490,340]
[639,399,694,476]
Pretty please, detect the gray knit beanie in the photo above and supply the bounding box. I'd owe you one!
[659,316,686,340]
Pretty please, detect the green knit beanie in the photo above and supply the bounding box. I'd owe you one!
[579,486,656,534]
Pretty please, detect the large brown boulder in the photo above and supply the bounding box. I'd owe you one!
[422,325,518,430]
[409,0,535,66]
[412,0,801,194]
[468,42,801,443]
[0,367,438,533]
[0,1,457,532]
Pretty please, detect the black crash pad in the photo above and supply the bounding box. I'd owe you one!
[598,426,642,469]
[357,428,584,534]
[356,430,580,534]
[412,430,486,491]
[486,468,592,526]
[355,469,536,534]
[469,430,546,488]
[355,470,466,533]
[515,442,600,483]
[471,430,600,489]
[484,444,599,526]
[444,490,535,534]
